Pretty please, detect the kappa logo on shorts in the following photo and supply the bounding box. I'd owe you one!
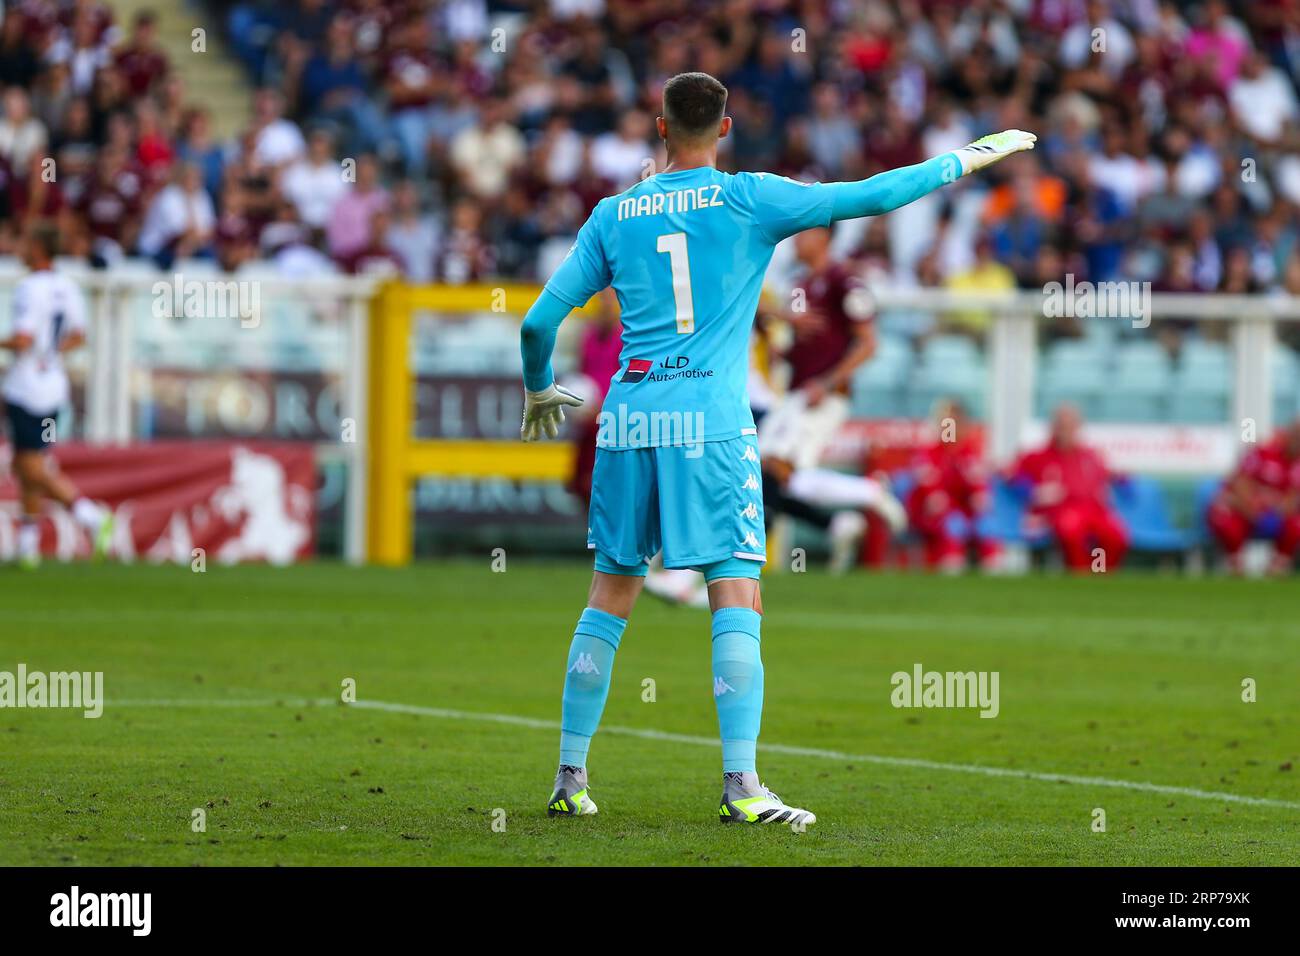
[740,446,759,463]
[742,474,760,490]
[620,359,653,383]
[740,532,761,549]
[740,502,759,520]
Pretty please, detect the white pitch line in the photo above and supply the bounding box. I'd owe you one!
[112,697,1300,812]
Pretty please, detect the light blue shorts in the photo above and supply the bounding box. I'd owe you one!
[588,434,766,575]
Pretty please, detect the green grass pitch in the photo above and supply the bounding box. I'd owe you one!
[1,561,1297,866]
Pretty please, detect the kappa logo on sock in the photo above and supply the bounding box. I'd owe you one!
[713,676,736,697]
[568,653,600,676]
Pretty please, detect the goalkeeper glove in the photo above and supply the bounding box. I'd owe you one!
[520,383,584,441]
[954,129,1037,176]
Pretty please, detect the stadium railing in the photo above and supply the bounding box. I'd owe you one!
[1,268,1296,565]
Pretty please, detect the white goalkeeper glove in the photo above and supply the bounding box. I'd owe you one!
[520,383,584,441]
[954,129,1037,176]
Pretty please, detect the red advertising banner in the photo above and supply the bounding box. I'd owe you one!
[0,442,316,564]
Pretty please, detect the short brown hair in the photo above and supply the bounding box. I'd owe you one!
[26,224,59,260]
[662,72,728,141]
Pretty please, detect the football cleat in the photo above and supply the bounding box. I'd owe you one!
[718,771,816,827]
[546,765,598,817]
[92,512,115,561]
[828,510,866,575]
[869,482,908,535]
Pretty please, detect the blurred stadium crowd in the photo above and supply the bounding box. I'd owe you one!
[0,0,1298,301]
[2,0,1300,572]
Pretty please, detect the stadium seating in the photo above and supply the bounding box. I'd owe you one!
[1110,476,1193,553]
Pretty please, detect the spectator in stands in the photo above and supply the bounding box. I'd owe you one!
[3,0,1300,374]
[0,13,42,90]
[589,110,653,190]
[0,87,47,172]
[138,161,216,267]
[133,99,175,183]
[806,83,860,178]
[50,8,113,97]
[449,97,526,201]
[175,108,226,202]
[114,11,168,98]
[1229,51,1299,146]
[383,14,439,176]
[1009,403,1129,572]
[907,399,1000,572]
[281,126,348,235]
[326,152,387,262]
[295,13,386,156]
[943,235,1016,336]
[70,145,143,266]
[386,180,440,283]
[248,88,305,171]
[436,198,494,284]
[1206,417,1300,575]
[338,208,401,276]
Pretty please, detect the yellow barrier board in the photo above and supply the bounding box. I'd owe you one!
[366,282,586,564]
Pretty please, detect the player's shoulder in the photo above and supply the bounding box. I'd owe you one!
[30,268,82,296]
[733,170,820,191]
[14,269,56,300]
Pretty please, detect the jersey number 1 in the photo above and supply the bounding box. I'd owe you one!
[656,232,695,334]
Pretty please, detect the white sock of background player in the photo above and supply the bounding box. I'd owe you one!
[71,497,107,533]
[786,467,889,510]
[17,517,41,558]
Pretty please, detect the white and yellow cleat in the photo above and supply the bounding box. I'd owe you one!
[718,771,816,827]
[546,765,598,817]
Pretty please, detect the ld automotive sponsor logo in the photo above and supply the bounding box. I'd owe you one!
[649,355,714,383]
[620,359,653,383]
[620,357,715,384]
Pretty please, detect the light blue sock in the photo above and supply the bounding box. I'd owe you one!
[558,607,626,768]
[711,607,763,774]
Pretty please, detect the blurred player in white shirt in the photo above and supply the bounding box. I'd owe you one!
[1,227,112,567]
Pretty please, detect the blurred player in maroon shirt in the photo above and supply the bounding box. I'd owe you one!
[759,226,904,569]
[1010,403,1128,572]
[1206,417,1300,575]
[907,399,1000,572]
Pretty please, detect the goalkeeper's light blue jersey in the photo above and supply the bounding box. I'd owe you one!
[544,166,835,449]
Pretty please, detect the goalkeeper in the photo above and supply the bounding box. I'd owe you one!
[519,70,1033,826]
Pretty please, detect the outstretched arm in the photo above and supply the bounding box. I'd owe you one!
[826,129,1037,222]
